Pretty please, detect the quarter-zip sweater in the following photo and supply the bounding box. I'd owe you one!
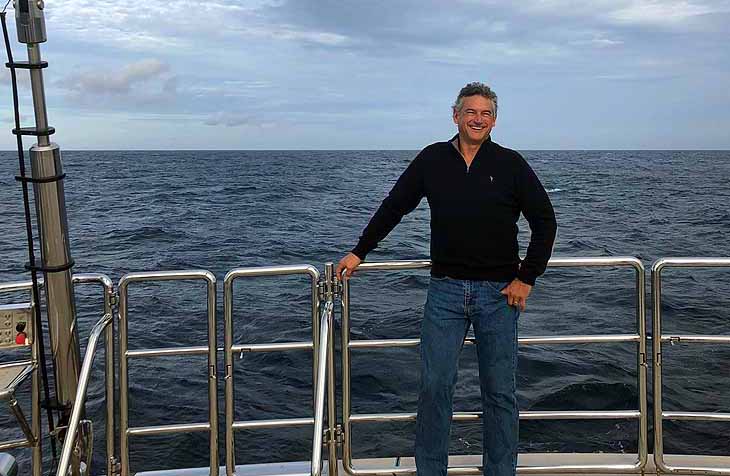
[351,136,557,285]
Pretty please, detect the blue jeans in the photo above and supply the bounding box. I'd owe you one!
[415,276,519,476]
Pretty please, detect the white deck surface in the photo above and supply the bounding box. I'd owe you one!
[135,453,730,476]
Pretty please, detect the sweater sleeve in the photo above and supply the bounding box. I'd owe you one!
[515,156,557,286]
[351,152,426,260]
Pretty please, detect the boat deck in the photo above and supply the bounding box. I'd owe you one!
[136,454,730,476]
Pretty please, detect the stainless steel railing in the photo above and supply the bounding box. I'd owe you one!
[223,264,336,476]
[312,299,334,476]
[118,270,218,476]
[0,272,115,476]
[56,311,112,476]
[652,257,730,475]
[0,282,41,476]
[340,257,648,475]
[6,255,730,475]
[73,273,117,476]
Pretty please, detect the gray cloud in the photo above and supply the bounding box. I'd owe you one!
[52,59,180,113]
[203,112,278,128]
[1,65,32,91]
[1,113,32,124]
[57,59,171,96]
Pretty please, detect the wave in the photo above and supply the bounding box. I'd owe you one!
[101,225,189,244]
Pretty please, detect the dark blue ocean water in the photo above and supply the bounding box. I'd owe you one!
[1,150,730,473]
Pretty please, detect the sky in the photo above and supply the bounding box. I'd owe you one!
[0,0,729,150]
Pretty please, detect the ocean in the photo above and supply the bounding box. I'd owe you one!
[1,149,730,472]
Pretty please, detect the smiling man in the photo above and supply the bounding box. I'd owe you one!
[337,82,557,476]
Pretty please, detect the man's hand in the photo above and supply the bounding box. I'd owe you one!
[500,278,532,311]
[336,253,362,280]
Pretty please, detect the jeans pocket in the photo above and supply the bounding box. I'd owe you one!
[486,280,509,294]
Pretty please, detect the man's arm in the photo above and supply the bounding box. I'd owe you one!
[515,156,558,286]
[337,152,426,278]
[500,156,556,311]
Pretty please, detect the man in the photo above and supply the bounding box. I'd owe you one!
[336,82,557,476]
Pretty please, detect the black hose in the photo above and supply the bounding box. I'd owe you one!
[0,11,59,467]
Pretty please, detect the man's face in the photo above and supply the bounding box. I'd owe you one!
[453,95,496,144]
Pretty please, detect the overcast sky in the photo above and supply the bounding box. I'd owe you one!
[1,0,729,150]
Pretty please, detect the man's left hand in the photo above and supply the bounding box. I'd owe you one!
[500,279,532,311]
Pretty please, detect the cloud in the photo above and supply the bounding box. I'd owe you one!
[608,1,718,26]
[0,0,723,150]
[203,112,264,127]
[51,59,180,113]
[1,65,32,91]
[42,0,350,52]
[204,112,251,127]
[515,0,730,28]
[57,59,171,96]
[570,37,624,47]
[1,113,32,124]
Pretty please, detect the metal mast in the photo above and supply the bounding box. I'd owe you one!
[14,0,82,452]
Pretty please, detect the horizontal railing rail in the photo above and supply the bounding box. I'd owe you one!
[652,257,730,476]
[340,257,648,476]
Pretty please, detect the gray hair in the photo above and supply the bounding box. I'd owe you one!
[453,82,498,116]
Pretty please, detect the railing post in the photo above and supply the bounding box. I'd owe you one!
[224,274,236,476]
[324,263,339,476]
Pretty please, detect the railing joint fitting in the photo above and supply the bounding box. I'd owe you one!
[109,457,121,476]
[322,425,343,447]
[317,277,342,301]
[335,424,344,446]
[108,289,119,307]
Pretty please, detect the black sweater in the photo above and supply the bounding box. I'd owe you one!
[352,136,557,285]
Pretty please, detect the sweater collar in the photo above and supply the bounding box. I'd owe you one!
[450,134,493,156]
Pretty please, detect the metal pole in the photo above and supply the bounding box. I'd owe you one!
[31,297,42,476]
[118,278,130,476]
[340,271,353,474]
[324,263,338,476]
[223,272,237,476]
[311,301,332,476]
[56,313,113,476]
[15,0,81,446]
[634,262,648,470]
[207,276,219,476]
[312,267,321,410]
[105,285,116,476]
